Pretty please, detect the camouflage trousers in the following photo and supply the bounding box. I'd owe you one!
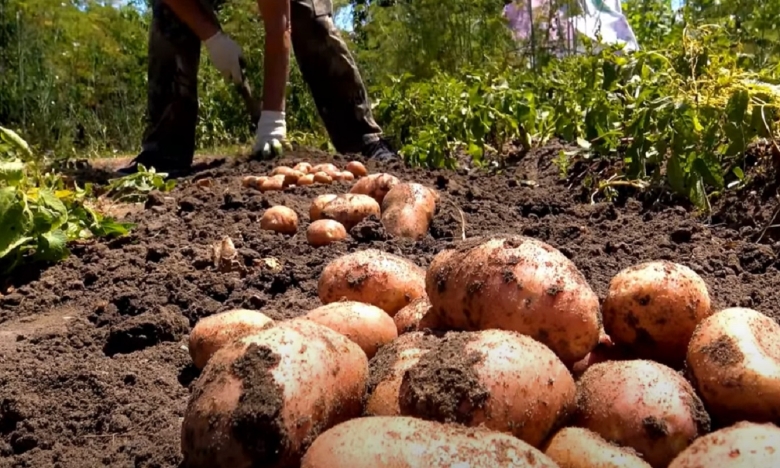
[140,0,384,164]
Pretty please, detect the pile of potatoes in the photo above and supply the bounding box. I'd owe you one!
[181,230,780,467]
[249,160,440,247]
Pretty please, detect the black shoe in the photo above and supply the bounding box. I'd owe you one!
[361,139,399,161]
[115,151,192,179]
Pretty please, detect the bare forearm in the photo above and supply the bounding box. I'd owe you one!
[258,0,291,112]
[162,0,219,40]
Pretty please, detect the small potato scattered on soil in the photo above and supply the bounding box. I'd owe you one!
[319,194,381,231]
[306,219,347,247]
[313,172,332,184]
[260,206,299,235]
[345,161,368,178]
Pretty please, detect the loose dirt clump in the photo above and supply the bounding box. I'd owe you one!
[2,146,780,466]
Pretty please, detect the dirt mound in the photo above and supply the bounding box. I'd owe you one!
[2,146,780,466]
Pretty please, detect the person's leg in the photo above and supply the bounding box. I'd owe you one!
[289,0,397,159]
[118,0,205,175]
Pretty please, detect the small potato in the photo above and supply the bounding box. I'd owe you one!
[349,173,400,204]
[272,166,304,186]
[686,307,780,426]
[241,176,259,188]
[337,171,355,182]
[260,174,286,192]
[320,194,381,230]
[398,329,577,447]
[393,296,439,335]
[345,161,368,178]
[365,332,440,416]
[294,162,314,174]
[312,163,339,177]
[668,421,780,468]
[602,261,713,366]
[302,301,397,358]
[297,174,315,186]
[181,319,368,468]
[426,235,602,364]
[271,166,293,176]
[574,359,710,468]
[260,205,299,235]
[188,309,275,369]
[307,219,348,247]
[310,194,338,221]
[318,249,426,316]
[381,182,438,240]
[313,172,333,184]
[301,416,559,468]
[543,427,652,468]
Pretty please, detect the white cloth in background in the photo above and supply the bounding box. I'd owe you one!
[502,0,639,55]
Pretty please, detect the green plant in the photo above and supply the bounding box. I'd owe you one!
[0,126,132,274]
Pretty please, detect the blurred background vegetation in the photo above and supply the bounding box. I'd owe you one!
[0,0,780,164]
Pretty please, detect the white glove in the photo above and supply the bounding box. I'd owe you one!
[204,31,244,84]
[253,111,287,158]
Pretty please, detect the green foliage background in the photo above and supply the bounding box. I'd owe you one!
[2,0,780,207]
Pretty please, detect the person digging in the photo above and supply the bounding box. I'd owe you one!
[117,0,398,178]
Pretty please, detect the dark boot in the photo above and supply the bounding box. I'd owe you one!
[290,0,399,160]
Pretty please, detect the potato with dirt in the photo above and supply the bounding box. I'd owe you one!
[686,307,780,426]
[393,296,438,334]
[300,416,560,468]
[319,194,381,230]
[306,219,347,247]
[364,332,440,416]
[180,319,368,468]
[602,260,712,366]
[345,161,368,178]
[543,427,652,468]
[260,174,286,192]
[380,183,438,240]
[318,249,426,316]
[309,194,338,221]
[425,235,602,364]
[574,359,710,468]
[272,166,305,186]
[312,163,339,177]
[188,309,275,369]
[301,301,398,358]
[260,206,299,235]
[349,173,399,204]
[668,421,780,468]
[398,329,576,448]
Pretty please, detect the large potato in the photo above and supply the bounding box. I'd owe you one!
[320,193,381,231]
[188,309,275,369]
[574,359,710,468]
[426,236,601,364]
[180,319,368,468]
[260,206,299,235]
[398,329,576,447]
[543,427,652,468]
[380,183,438,240]
[318,249,426,316]
[686,307,780,426]
[602,261,712,366]
[300,416,560,468]
[349,173,400,204]
[302,301,398,359]
[668,421,780,468]
[364,332,440,416]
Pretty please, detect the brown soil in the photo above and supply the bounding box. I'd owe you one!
[1,142,780,466]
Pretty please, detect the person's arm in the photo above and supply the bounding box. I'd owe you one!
[161,0,220,40]
[257,0,291,112]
